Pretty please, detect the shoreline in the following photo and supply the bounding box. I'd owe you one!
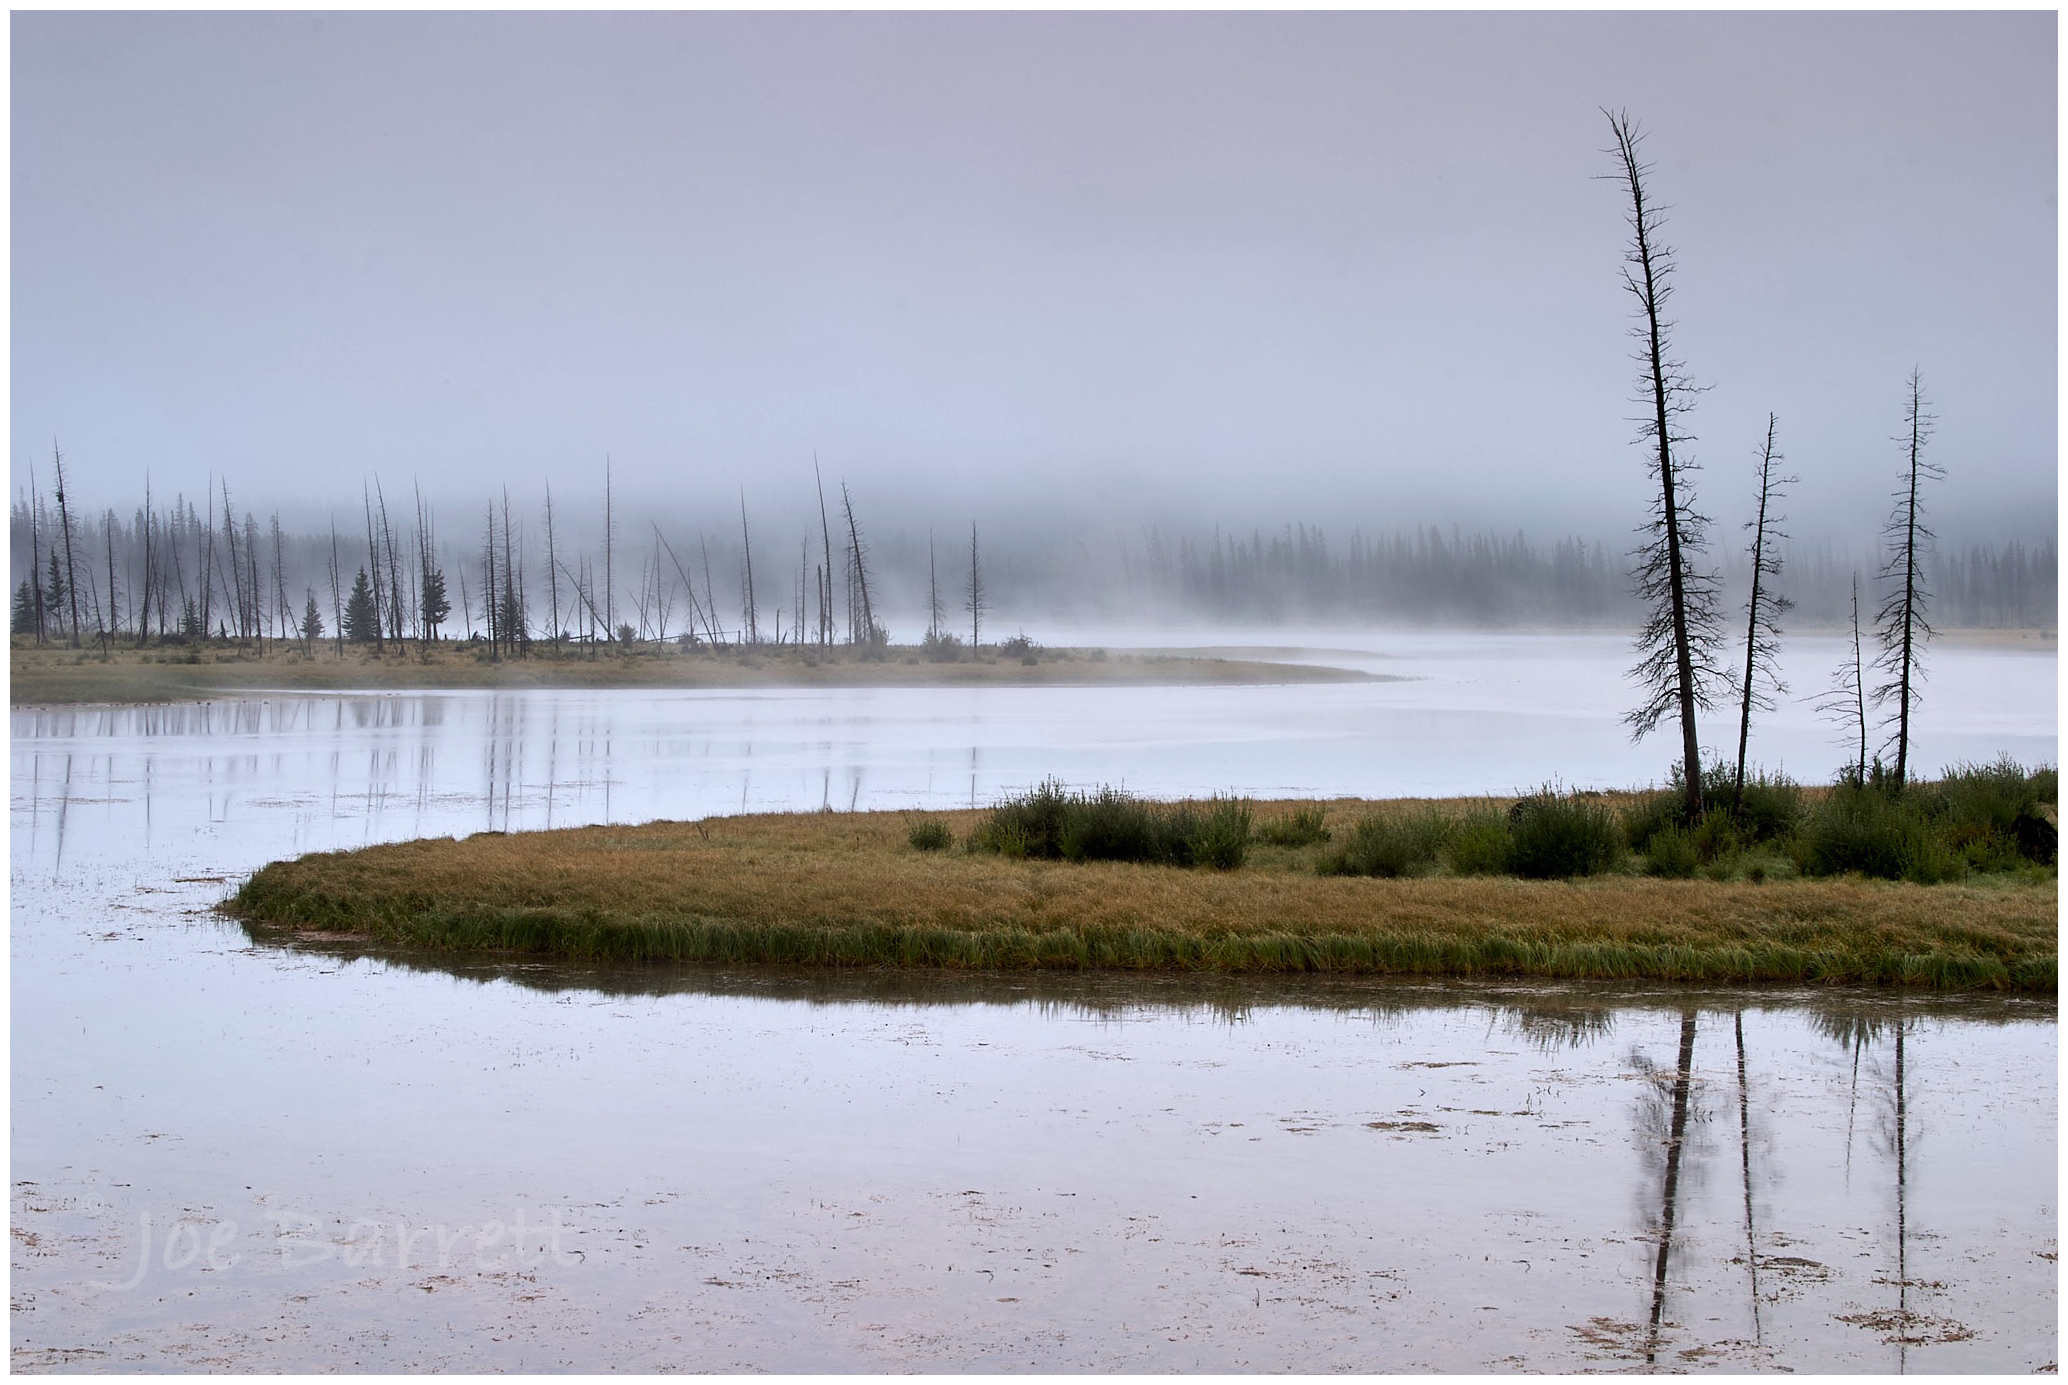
[9,641,1380,706]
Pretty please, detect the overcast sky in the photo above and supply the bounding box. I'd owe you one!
[12,11,2057,545]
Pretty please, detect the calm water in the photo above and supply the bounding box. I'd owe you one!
[11,631,2057,1371]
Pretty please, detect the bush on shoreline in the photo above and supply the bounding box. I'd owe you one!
[971,780,1251,869]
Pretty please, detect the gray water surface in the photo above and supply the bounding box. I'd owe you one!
[12,635,2057,1371]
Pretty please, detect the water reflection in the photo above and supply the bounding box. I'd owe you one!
[11,682,2056,1371]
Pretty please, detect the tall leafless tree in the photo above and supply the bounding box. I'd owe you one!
[928,530,943,641]
[26,462,47,644]
[967,522,986,649]
[840,482,877,646]
[1815,573,1871,782]
[602,458,615,642]
[1874,370,1940,788]
[1732,414,1795,813]
[1604,110,1723,819]
[739,493,759,645]
[53,443,83,647]
[814,456,835,646]
[542,482,565,648]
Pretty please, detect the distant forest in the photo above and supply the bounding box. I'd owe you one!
[1003,523,2058,631]
[8,482,2056,648]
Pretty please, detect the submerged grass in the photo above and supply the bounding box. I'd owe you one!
[230,795,2056,990]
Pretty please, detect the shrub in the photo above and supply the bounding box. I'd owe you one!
[1318,810,1450,878]
[907,818,953,851]
[1507,790,1624,879]
[1180,797,1253,870]
[921,629,965,663]
[1724,770,1804,843]
[1621,789,1686,854]
[1256,805,1330,847]
[1444,808,1513,875]
[1643,826,1701,878]
[1796,783,1960,883]
[972,781,1249,869]
[999,633,1038,663]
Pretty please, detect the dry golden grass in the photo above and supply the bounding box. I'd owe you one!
[10,640,1370,704]
[232,798,2057,988]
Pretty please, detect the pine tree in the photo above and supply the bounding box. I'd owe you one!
[342,567,379,643]
[421,567,450,641]
[43,548,69,638]
[11,580,38,635]
[300,591,324,645]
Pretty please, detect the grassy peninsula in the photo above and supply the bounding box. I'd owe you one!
[9,637,1373,705]
[232,769,2056,990]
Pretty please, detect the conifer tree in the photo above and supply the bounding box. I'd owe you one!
[342,567,379,642]
[1874,370,1940,789]
[1604,110,1723,819]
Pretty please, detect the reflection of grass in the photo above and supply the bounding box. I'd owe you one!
[231,795,2056,989]
[9,638,1369,704]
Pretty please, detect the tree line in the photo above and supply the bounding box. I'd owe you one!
[7,455,1014,660]
[8,475,2050,654]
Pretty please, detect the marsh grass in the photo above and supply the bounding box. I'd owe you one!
[907,817,953,851]
[229,793,2056,989]
[1255,804,1331,847]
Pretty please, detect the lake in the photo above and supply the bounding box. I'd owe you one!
[10,629,2056,1370]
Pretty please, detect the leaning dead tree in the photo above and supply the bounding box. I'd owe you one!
[1731,414,1795,814]
[1604,109,1723,819]
[1874,369,1940,789]
[840,481,877,645]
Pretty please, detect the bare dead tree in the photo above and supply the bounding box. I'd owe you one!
[699,536,722,645]
[967,522,986,648]
[221,483,248,642]
[361,487,385,654]
[482,503,499,661]
[375,480,406,647]
[652,525,713,646]
[500,486,523,656]
[1604,109,1723,819]
[1874,370,1940,788]
[270,513,291,643]
[1732,414,1795,814]
[328,518,344,657]
[542,482,563,648]
[101,510,120,653]
[1815,573,1870,782]
[814,455,835,646]
[136,475,156,647]
[602,457,614,641]
[739,492,759,645]
[840,481,877,646]
[53,441,82,647]
[928,530,942,641]
[27,462,46,644]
